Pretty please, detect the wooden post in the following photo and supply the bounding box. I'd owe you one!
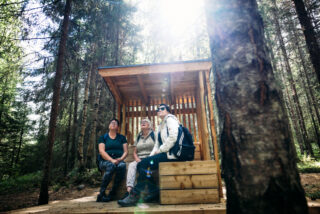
[130,100,134,144]
[205,71,223,198]
[117,103,121,124]
[121,104,126,135]
[196,93,203,159]
[190,95,197,142]
[199,71,211,160]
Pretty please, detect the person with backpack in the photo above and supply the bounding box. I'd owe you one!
[96,118,128,202]
[118,104,186,207]
[121,118,155,199]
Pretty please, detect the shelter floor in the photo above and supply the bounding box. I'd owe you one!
[6,195,226,214]
[6,194,320,214]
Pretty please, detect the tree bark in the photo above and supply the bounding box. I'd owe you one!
[271,0,313,157]
[69,71,79,170]
[38,0,72,205]
[77,65,92,171]
[292,0,320,83]
[86,79,102,168]
[64,83,74,176]
[205,0,308,213]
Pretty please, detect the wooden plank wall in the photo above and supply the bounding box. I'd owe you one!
[124,95,200,147]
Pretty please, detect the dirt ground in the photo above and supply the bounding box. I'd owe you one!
[0,173,319,212]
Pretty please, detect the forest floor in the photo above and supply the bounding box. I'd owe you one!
[0,173,320,212]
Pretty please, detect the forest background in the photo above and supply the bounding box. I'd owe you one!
[0,0,319,212]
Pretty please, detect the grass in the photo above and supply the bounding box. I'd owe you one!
[297,157,320,173]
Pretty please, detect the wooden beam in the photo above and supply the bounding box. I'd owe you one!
[99,61,212,77]
[137,76,149,105]
[195,94,203,157]
[199,71,211,160]
[105,77,122,105]
[205,71,223,198]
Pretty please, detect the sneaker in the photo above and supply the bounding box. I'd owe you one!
[117,191,139,207]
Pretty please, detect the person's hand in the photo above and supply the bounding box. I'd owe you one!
[135,157,141,163]
[111,159,119,165]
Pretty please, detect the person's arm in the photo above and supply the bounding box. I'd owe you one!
[133,147,141,162]
[117,143,128,161]
[159,117,179,153]
[149,130,160,156]
[99,143,118,164]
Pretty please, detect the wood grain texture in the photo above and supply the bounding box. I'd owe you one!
[159,160,217,175]
[160,189,219,204]
[160,174,218,189]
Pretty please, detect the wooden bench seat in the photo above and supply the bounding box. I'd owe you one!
[159,160,220,205]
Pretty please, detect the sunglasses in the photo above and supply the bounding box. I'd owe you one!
[156,106,166,112]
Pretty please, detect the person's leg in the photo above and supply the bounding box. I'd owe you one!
[126,161,138,191]
[118,153,172,206]
[109,161,126,198]
[97,160,116,202]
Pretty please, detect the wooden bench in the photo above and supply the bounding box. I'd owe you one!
[159,160,220,204]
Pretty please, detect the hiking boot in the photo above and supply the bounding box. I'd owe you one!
[117,191,139,207]
[120,191,129,200]
[96,193,111,202]
[143,193,159,203]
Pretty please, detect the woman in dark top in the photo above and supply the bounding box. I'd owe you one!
[96,118,128,202]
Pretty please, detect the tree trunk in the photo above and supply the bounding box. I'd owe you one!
[271,0,313,157]
[77,65,93,171]
[69,71,79,170]
[38,0,72,205]
[64,83,74,176]
[15,125,24,165]
[205,0,308,213]
[86,79,102,168]
[292,0,320,83]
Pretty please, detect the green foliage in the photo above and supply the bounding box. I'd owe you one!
[0,171,42,195]
[297,158,320,173]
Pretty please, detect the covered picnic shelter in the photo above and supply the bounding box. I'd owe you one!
[98,59,223,203]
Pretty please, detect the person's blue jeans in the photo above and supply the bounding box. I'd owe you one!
[133,153,176,196]
[99,159,126,195]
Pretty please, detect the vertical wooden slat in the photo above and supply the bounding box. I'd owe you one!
[136,100,139,135]
[199,71,210,160]
[189,95,197,142]
[186,95,192,132]
[205,71,222,198]
[151,99,155,130]
[130,100,134,144]
[181,95,187,127]
[192,96,198,143]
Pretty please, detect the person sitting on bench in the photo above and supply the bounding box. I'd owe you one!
[121,118,155,200]
[96,118,128,202]
[118,104,182,207]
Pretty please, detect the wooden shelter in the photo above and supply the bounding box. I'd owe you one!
[98,59,223,203]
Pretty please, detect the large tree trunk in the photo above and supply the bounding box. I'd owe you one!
[77,65,93,171]
[205,0,308,213]
[292,0,320,83]
[69,71,79,170]
[38,0,72,205]
[271,0,313,157]
[86,79,102,168]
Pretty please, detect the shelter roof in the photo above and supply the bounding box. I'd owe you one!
[98,59,212,105]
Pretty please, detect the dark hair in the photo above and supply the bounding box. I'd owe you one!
[158,103,171,113]
[108,118,120,126]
